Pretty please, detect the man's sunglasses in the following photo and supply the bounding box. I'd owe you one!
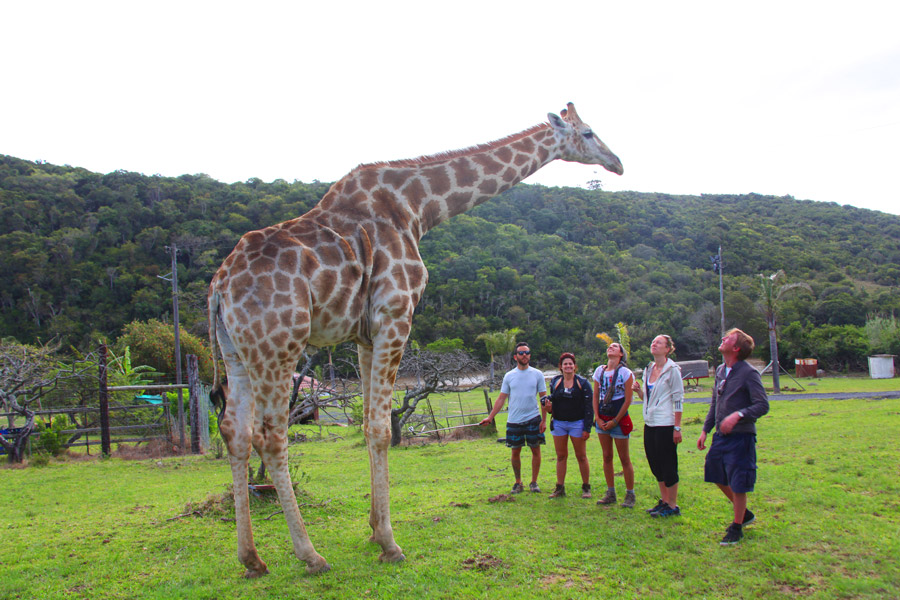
[516,350,531,355]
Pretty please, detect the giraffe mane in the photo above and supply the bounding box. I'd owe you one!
[351,123,551,173]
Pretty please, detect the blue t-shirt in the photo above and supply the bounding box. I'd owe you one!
[500,366,547,424]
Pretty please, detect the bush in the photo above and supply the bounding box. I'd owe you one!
[34,415,69,457]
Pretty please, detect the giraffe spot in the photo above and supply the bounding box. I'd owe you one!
[473,154,503,175]
[223,254,235,268]
[401,177,427,212]
[332,288,352,316]
[511,137,536,153]
[502,168,518,183]
[446,192,473,214]
[274,272,291,292]
[280,309,293,328]
[275,249,297,272]
[495,147,513,163]
[231,272,254,303]
[513,153,530,167]
[320,244,343,267]
[243,231,266,252]
[373,249,389,276]
[273,293,292,309]
[271,331,288,348]
[379,228,403,260]
[382,169,413,189]
[537,147,550,162]
[451,157,479,186]
[422,166,451,196]
[287,341,299,352]
[343,177,358,195]
[301,252,320,278]
[372,188,401,222]
[406,263,426,289]
[360,169,379,190]
[251,255,277,274]
[313,269,338,301]
[422,201,442,229]
[260,383,273,396]
[478,179,498,195]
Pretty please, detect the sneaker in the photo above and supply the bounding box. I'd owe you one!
[742,509,756,526]
[529,481,541,493]
[621,491,636,508]
[549,484,566,498]
[646,499,667,514]
[510,482,524,494]
[596,489,617,505]
[652,505,681,518]
[581,484,592,499]
[719,523,743,545]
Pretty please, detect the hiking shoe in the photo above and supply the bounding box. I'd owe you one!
[652,505,681,518]
[510,482,524,494]
[581,484,592,499]
[549,484,566,498]
[742,509,756,526]
[529,481,541,493]
[621,491,636,508]
[596,489,617,505]
[720,523,743,545]
[646,499,667,514]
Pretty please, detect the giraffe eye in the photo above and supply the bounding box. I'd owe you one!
[583,131,594,139]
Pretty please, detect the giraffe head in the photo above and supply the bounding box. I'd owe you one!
[548,102,623,175]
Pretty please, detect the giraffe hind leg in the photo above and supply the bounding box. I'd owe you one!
[217,354,269,577]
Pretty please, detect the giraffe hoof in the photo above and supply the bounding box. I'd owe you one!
[305,555,331,574]
[378,548,406,563]
[242,566,269,579]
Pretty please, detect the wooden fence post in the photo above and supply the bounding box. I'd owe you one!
[98,344,111,457]
[483,389,497,433]
[188,355,201,455]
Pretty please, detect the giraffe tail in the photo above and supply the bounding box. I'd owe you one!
[207,289,228,422]
[208,288,222,389]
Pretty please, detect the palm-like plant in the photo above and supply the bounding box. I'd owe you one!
[476,327,522,390]
[758,270,812,392]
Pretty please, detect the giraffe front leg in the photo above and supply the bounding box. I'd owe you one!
[359,343,405,563]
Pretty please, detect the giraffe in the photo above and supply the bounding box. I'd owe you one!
[208,102,623,576]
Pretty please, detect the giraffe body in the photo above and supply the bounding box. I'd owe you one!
[208,103,622,576]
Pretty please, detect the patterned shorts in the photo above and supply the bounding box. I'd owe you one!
[506,416,545,448]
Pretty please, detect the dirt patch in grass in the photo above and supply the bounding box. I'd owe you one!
[113,439,183,460]
[462,553,503,571]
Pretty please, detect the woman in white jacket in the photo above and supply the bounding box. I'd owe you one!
[633,335,684,517]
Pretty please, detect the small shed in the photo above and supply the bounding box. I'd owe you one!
[868,355,896,379]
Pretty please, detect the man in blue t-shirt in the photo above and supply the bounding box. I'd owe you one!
[480,342,548,493]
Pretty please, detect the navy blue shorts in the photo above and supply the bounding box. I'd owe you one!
[704,432,757,493]
[506,416,545,449]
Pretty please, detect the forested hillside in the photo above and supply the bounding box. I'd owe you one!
[2,155,898,369]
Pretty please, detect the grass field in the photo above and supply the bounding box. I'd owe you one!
[2,395,899,599]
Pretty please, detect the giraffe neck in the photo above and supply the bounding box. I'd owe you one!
[409,124,558,236]
[327,124,561,240]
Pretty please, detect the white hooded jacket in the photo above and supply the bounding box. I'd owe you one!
[641,358,685,427]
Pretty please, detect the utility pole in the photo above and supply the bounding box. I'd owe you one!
[160,243,186,452]
[711,246,725,336]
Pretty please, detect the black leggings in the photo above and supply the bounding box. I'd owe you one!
[643,425,679,487]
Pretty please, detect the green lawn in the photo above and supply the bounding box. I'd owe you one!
[2,397,898,599]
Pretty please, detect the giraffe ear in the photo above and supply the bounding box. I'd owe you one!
[548,112,570,132]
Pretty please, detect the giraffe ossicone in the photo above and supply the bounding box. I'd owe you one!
[208,102,622,576]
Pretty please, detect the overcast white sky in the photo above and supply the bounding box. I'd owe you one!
[3,1,899,215]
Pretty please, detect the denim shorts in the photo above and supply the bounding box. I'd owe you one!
[596,420,629,440]
[551,419,585,438]
[506,416,545,448]
[704,432,757,493]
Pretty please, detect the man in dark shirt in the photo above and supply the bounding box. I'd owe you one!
[697,328,770,545]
